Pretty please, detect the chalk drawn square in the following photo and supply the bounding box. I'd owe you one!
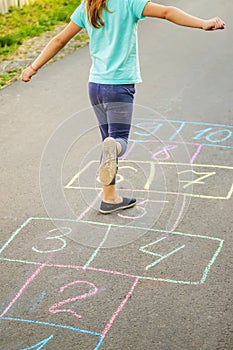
[0,319,102,350]
[0,217,116,265]
[174,164,233,200]
[131,119,182,142]
[65,159,153,192]
[174,121,233,148]
[0,263,137,346]
[87,226,224,285]
[124,140,202,164]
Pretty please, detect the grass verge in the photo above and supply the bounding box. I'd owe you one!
[0,0,81,59]
[0,0,86,88]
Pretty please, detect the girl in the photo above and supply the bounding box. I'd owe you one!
[20,0,225,214]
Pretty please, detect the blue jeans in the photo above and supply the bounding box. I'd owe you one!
[88,83,135,157]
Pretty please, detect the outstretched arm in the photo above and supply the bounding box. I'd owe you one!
[142,3,225,31]
[20,21,82,82]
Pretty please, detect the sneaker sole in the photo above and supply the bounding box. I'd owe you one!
[99,138,117,186]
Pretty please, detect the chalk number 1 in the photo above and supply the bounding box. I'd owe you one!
[21,335,54,349]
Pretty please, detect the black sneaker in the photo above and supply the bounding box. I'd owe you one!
[99,137,118,186]
[99,197,136,214]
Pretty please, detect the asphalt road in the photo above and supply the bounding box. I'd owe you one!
[0,0,232,349]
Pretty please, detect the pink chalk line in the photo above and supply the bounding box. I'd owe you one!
[0,264,46,318]
[101,277,139,338]
[45,263,137,279]
[190,144,203,164]
[132,139,201,146]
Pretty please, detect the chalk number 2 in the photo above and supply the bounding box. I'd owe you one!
[49,280,98,319]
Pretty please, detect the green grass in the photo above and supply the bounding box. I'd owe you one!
[0,0,81,59]
[0,70,19,87]
[0,0,86,87]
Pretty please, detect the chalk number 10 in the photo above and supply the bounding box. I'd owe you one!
[192,127,232,143]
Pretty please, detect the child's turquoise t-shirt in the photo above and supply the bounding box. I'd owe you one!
[71,0,148,84]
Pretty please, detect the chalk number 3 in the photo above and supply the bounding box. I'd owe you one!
[32,227,72,254]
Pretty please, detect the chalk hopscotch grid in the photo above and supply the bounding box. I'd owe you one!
[0,214,138,350]
[1,119,231,349]
[0,217,224,285]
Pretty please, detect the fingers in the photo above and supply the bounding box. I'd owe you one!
[213,17,225,30]
[204,17,225,31]
[20,72,31,82]
[20,66,37,82]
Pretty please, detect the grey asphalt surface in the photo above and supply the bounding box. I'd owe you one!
[0,0,233,349]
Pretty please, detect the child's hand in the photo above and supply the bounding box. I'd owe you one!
[203,17,225,31]
[20,65,38,82]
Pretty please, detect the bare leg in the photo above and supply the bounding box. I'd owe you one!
[102,141,122,204]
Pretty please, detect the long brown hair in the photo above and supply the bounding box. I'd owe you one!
[85,0,110,28]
